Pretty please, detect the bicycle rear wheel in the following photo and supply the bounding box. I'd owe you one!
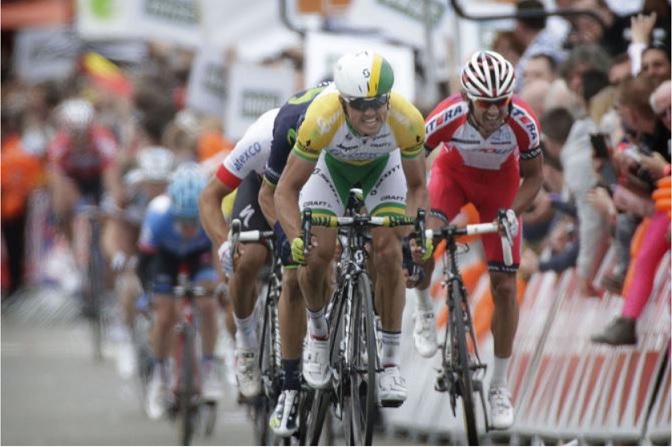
[179,327,197,446]
[450,281,478,445]
[86,221,105,361]
[343,273,376,446]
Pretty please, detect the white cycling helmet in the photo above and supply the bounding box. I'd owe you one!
[333,51,394,100]
[461,51,516,100]
[136,146,175,182]
[57,99,95,131]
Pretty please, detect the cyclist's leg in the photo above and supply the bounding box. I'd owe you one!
[270,266,306,436]
[411,154,469,357]
[191,255,223,402]
[48,168,80,242]
[474,172,521,430]
[229,173,270,339]
[229,174,270,397]
[364,152,409,404]
[147,249,178,418]
[150,249,180,361]
[297,158,341,389]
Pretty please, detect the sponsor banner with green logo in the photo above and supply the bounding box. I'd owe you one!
[304,32,415,101]
[77,0,201,46]
[225,62,295,140]
[77,0,142,40]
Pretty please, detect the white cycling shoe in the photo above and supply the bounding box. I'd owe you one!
[201,360,224,402]
[378,366,407,407]
[413,310,438,358]
[235,349,262,398]
[488,385,514,429]
[302,336,331,389]
[146,366,169,420]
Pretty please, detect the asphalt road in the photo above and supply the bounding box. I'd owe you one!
[1,288,421,446]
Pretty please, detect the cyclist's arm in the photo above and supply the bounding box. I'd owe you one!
[258,178,277,226]
[511,154,544,216]
[401,151,428,219]
[102,162,125,208]
[199,175,234,248]
[275,152,314,240]
[136,249,155,294]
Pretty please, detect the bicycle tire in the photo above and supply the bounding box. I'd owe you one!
[306,388,330,445]
[179,326,196,446]
[87,220,104,361]
[451,281,478,445]
[343,273,376,446]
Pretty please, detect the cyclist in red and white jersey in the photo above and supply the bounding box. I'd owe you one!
[417,51,543,430]
[47,99,124,241]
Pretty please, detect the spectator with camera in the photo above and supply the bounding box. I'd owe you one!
[592,79,671,345]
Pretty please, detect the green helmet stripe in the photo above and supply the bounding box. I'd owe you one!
[376,59,394,95]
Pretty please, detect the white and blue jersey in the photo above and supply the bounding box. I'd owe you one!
[139,195,211,256]
[138,195,216,294]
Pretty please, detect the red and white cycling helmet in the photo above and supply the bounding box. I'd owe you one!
[460,51,516,100]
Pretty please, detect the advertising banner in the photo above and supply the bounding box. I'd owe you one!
[13,26,79,84]
[225,62,296,139]
[186,47,227,118]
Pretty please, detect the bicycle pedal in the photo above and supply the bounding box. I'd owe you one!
[380,398,404,408]
[434,376,448,393]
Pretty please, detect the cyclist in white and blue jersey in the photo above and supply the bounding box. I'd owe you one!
[136,162,222,420]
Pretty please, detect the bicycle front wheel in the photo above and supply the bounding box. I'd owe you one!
[343,273,376,446]
[179,327,197,446]
[450,281,478,445]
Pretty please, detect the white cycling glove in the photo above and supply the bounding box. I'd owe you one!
[505,209,519,238]
[218,240,234,275]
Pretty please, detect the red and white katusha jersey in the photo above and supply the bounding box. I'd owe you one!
[425,94,542,171]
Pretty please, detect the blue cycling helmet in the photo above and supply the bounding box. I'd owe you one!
[168,162,206,219]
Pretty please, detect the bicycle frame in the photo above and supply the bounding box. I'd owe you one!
[172,269,207,446]
[429,210,514,445]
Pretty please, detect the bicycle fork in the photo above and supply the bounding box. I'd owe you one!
[434,277,491,430]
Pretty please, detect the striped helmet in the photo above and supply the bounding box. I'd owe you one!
[461,51,516,100]
[333,51,394,100]
[168,162,206,219]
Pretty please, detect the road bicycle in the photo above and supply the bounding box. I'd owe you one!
[73,203,108,361]
[168,266,217,445]
[304,192,426,446]
[229,219,314,445]
[428,209,513,446]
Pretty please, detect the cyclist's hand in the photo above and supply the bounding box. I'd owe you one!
[291,237,306,264]
[409,237,433,263]
[498,209,519,238]
[273,222,292,263]
[218,240,234,275]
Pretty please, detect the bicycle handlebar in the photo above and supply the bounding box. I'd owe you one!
[174,272,207,298]
[423,217,513,267]
[306,214,417,228]
[301,208,427,260]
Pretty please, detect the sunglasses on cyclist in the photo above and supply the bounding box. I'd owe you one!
[343,94,390,111]
[469,96,512,109]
